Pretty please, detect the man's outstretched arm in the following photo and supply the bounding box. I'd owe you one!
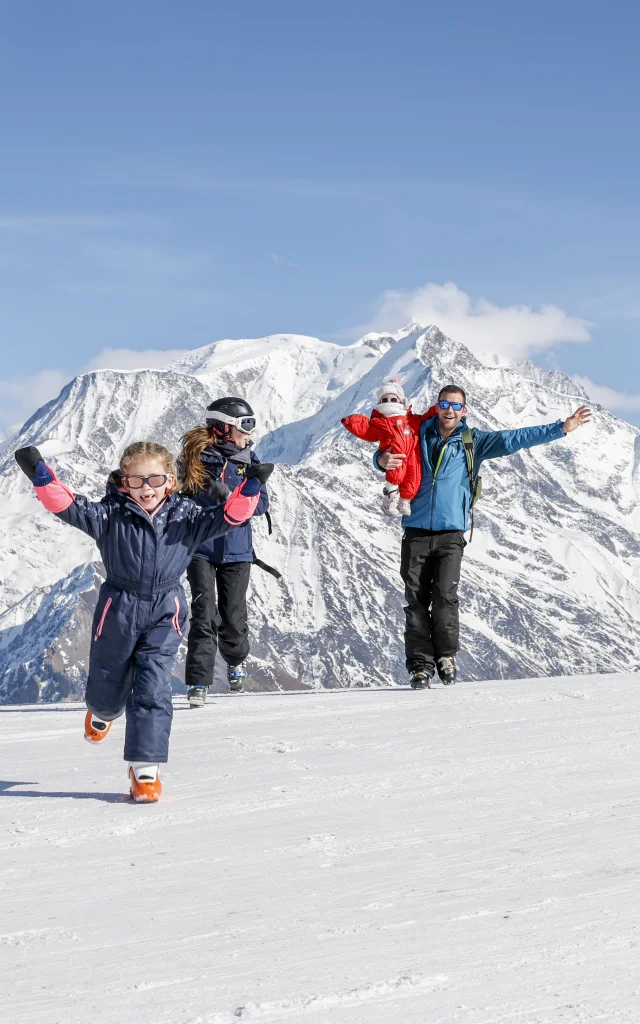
[474,406,591,463]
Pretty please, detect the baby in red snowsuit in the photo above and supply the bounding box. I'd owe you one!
[342,379,437,516]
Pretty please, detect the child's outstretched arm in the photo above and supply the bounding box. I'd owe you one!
[15,446,109,541]
[341,414,382,442]
[192,463,275,545]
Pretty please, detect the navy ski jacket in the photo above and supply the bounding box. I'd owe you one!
[52,488,241,599]
[375,415,566,532]
[189,446,269,564]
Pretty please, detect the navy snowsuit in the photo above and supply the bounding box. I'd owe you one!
[47,486,243,762]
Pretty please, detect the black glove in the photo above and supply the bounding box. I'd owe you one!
[244,463,274,485]
[206,478,231,504]
[15,446,44,481]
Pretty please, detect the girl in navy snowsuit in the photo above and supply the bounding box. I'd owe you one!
[178,397,270,706]
[14,440,272,802]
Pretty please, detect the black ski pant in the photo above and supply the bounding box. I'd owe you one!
[185,558,252,689]
[400,528,465,674]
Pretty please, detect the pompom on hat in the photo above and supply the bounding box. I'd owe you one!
[376,378,407,407]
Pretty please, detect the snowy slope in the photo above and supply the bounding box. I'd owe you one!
[2,676,640,1023]
[1,324,640,702]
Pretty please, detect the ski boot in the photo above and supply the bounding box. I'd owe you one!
[187,685,207,708]
[227,663,247,693]
[436,656,458,685]
[84,710,113,744]
[382,485,400,516]
[129,763,162,803]
[409,669,432,690]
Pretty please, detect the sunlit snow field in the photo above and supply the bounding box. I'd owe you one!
[2,675,640,1023]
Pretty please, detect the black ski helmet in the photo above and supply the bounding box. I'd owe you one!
[205,396,256,439]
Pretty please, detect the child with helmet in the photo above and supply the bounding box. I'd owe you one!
[178,397,271,706]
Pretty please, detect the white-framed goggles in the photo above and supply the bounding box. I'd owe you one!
[206,410,257,434]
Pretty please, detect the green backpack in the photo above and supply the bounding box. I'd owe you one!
[461,428,482,539]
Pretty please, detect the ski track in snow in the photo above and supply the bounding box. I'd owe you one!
[2,677,640,1023]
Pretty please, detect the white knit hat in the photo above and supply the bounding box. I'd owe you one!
[376,378,406,406]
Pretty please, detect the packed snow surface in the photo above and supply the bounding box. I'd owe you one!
[2,675,639,1023]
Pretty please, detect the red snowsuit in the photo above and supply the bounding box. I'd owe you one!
[342,405,438,500]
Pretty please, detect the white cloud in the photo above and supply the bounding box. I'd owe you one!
[4,369,69,415]
[574,376,640,413]
[0,349,187,427]
[355,281,592,365]
[85,347,186,372]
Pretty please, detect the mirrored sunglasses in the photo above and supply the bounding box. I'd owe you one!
[124,474,169,489]
[438,400,464,411]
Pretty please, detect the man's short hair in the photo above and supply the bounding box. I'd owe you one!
[438,384,467,405]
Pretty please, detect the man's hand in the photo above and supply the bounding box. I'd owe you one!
[378,447,406,471]
[562,406,592,434]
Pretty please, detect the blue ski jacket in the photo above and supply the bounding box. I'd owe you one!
[189,446,269,564]
[375,415,566,532]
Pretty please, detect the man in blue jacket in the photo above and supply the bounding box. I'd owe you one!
[377,385,591,689]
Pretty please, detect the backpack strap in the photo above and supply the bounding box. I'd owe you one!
[461,429,475,499]
[252,555,283,580]
[461,428,480,541]
[265,510,273,536]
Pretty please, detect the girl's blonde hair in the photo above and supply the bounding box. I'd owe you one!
[119,441,181,494]
[178,425,217,494]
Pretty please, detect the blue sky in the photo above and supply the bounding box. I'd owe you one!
[1,0,639,426]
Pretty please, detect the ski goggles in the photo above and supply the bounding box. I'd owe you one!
[379,396,402,404]
[123,474,169,489]
[438,400,465,411]
[206,411,257,434]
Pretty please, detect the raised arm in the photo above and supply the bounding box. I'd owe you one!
[15,446,109,541]
[342,414,381,442]
[473,407,591,465]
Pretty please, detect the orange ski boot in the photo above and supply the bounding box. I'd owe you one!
[129,763,162,803]
[84,710,113,744]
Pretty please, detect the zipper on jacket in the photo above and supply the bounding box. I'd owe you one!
[126,497,164,601]
[430,443,448,529]
[94,596,112,641]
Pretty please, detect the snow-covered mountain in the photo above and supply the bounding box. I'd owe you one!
[2,324,639,703]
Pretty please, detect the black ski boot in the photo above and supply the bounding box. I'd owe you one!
[436,656,457,685]
[187,685,208,708]
[410,669,432,690]
[227,663,247,693]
